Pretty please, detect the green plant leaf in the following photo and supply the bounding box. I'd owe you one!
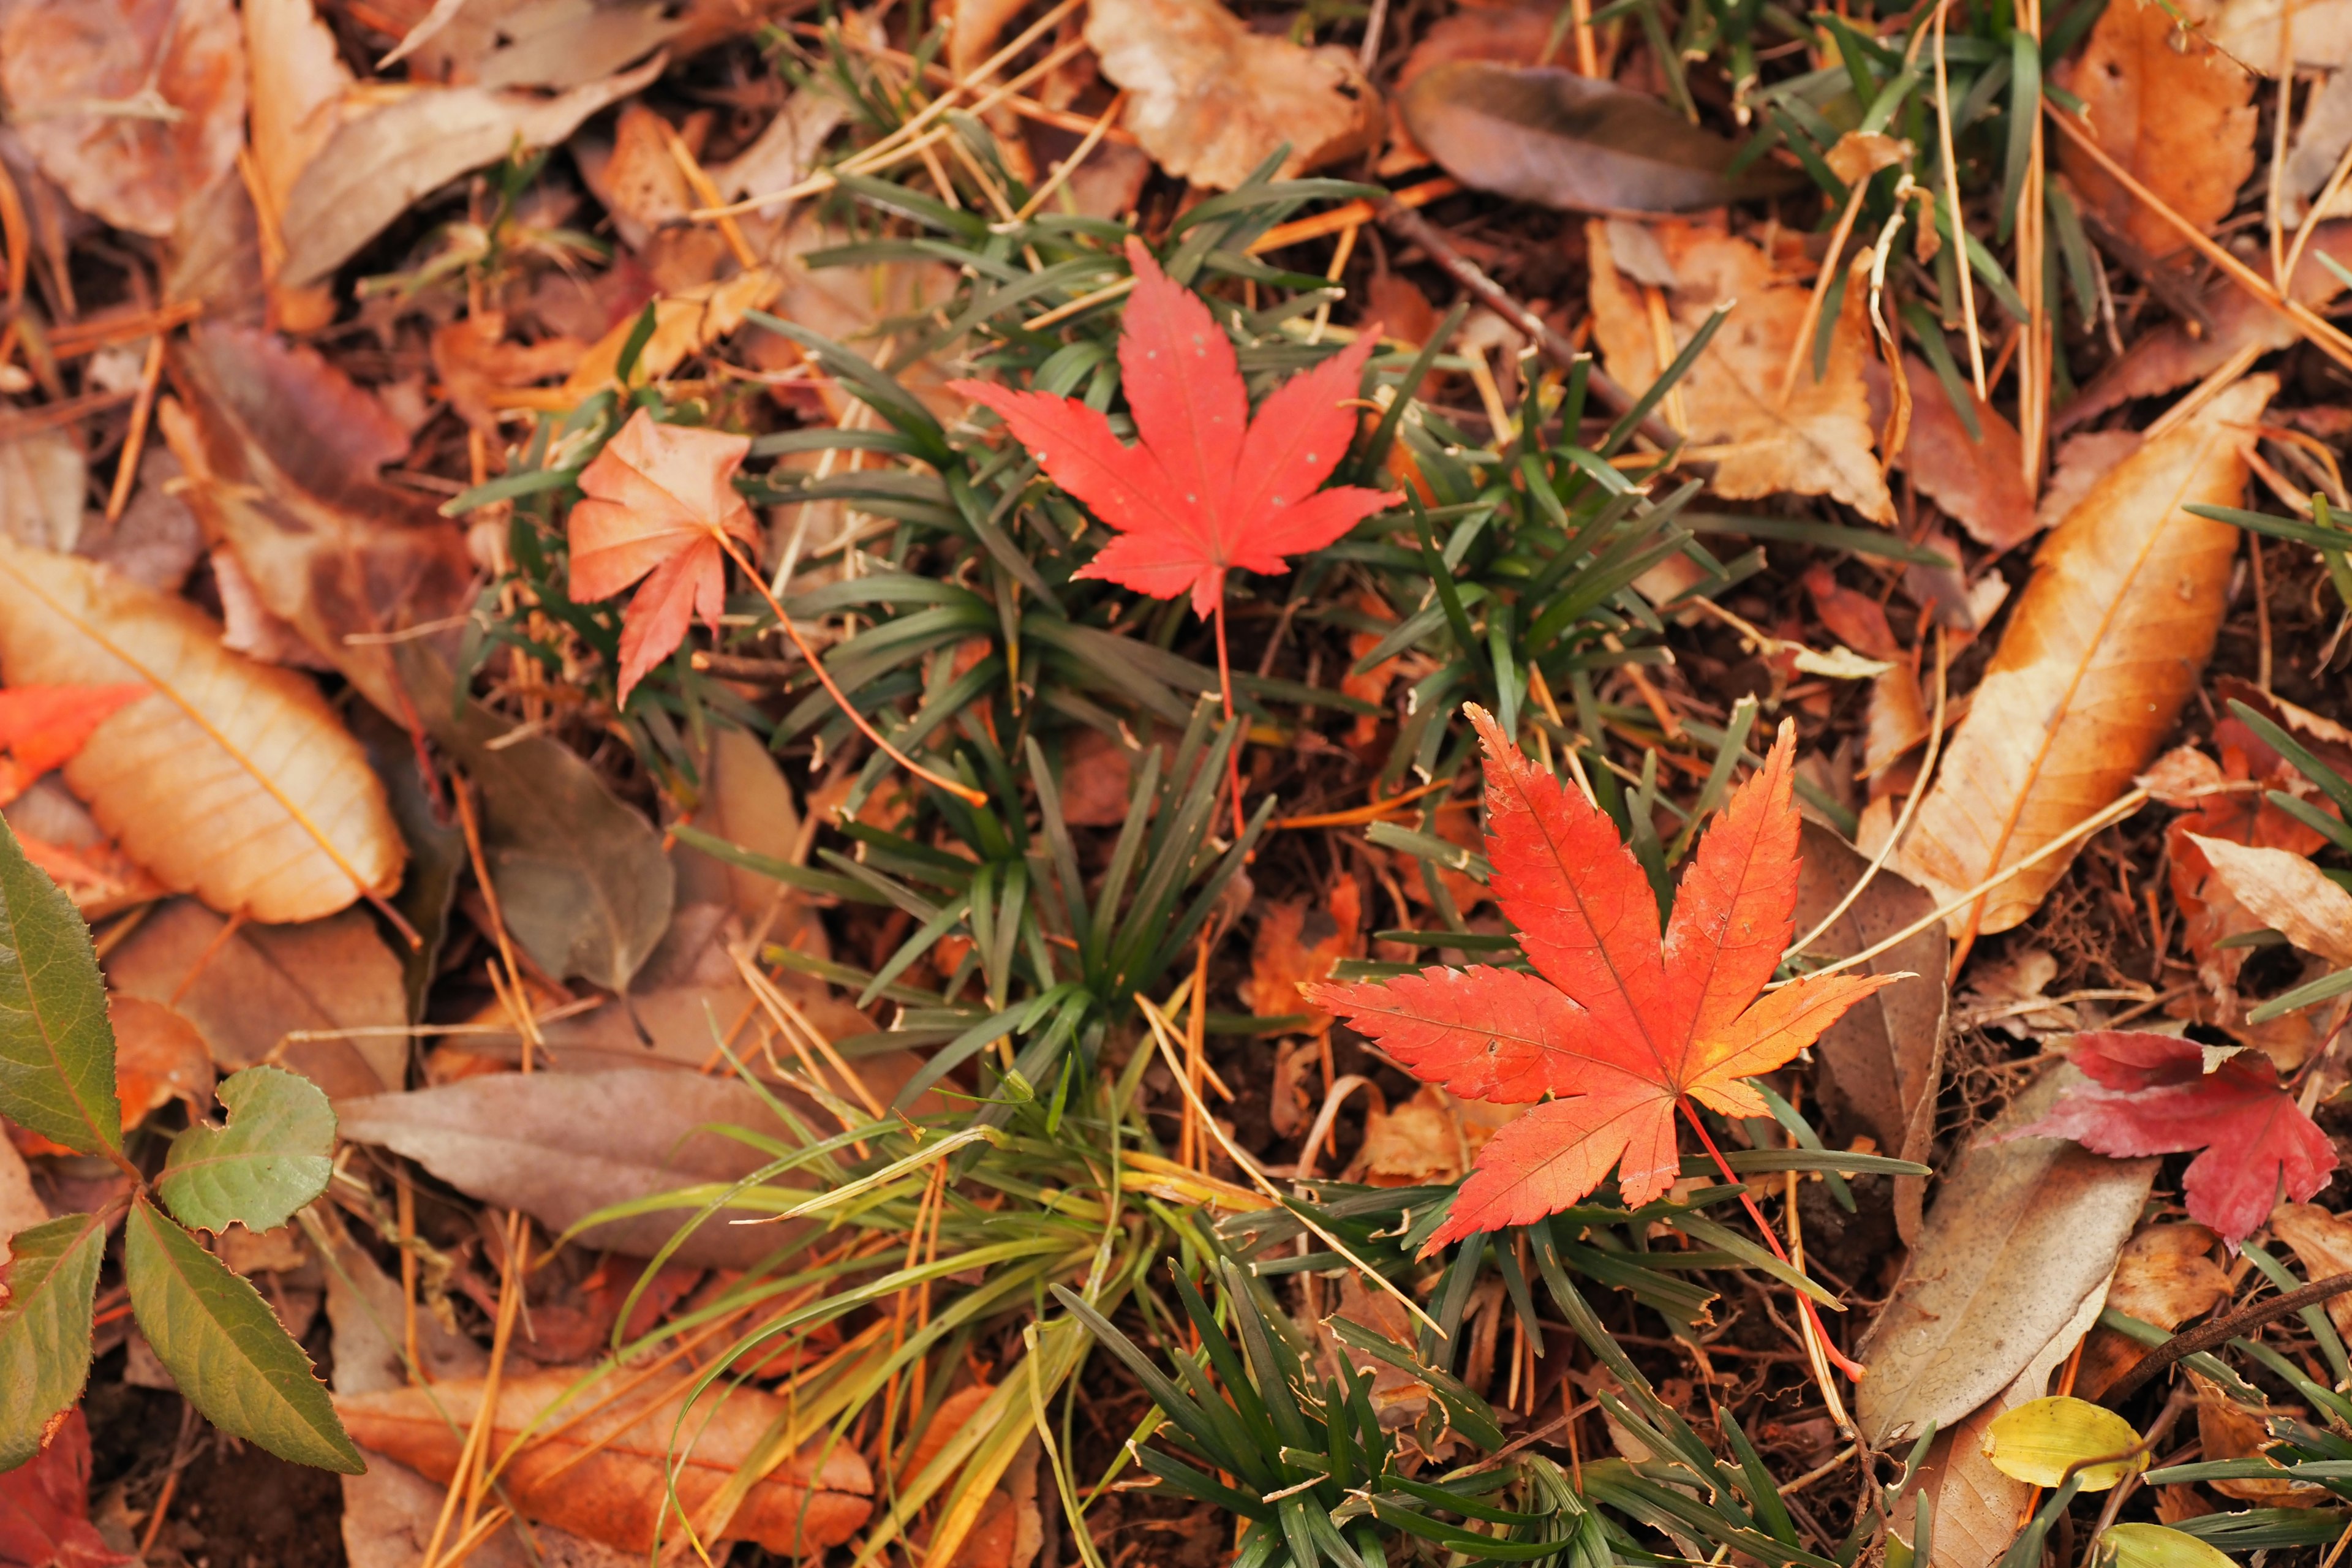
[0,1210,106,1471]
[123,1194,363,1473]
[159,1066,336,1234]
[0,817,119,1156]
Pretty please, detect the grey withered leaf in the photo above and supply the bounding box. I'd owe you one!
[1400,62,1790,214]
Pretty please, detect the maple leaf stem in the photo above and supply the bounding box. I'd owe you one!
[1212,595,1248,845]
[714,533,990,808]
[1675,1098,1866,1381]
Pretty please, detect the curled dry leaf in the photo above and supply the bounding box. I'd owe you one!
[0,539,403,924]
[557,265,780,402]
[1352,1084,1525,1186]
[334,1368,874,1555]
[566,409,762,704]
[1588,220,1894,524]
[1893,377,2269,937]
[2187,834,2352,967]
[2192,1374,2329,1504]
[165,324,474,719]
[0,0,246,238]
[1399,64,1767,215]
[2053,0,2256,262]
[2269,1204,2352,1336]
[1858,1063,2157,1447]
[280,55,665,288]
[1085,0,1382,190]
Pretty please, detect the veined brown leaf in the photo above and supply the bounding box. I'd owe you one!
[0,538,404,924]
[1893,377,2270,937]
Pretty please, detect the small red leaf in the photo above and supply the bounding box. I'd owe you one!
[0,1410,128,1568]
[2008,1031,2337,1248]
[950,236,1393,617]
[1308,707,1899,1248]
[0,684,146,777]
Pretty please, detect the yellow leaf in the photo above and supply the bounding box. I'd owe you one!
[0,538,402,922]
[2100,1523,2239,1568]
[1981,1396,2146,1491]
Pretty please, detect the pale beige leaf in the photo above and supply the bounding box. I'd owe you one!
[2188,834,2352,967]
[1086,0,1383,190]
[0,538,402,923]
[2054,0,2256,258]
[243,0,353,219]
[1894,377,2269,936]
[2212,0,2352,73]
[281,56,665,288]
[2269,1204,2352,1335]
[1589,220,1894,523]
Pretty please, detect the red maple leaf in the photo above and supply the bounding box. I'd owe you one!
[0,684,146,806]
[1306,706,1899,1253]
[949,236,1393,617]
[0,1410,128,1568]
[2007,1031,2336,1248]
[565,409,760,704]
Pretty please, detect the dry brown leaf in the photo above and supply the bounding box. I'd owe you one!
[431,312,586,439]
[2075,1223,2230,1398]
[1240,873,1363,1031]
[244,0,353,330]
[2054,0,2256,262]
[1866,355,2035,549]
[334,1368,874,1554]
[105,899,405,1098]
[1893,377,2269,937]
[0,538,403,922]
[0,0,246,238]
[164,324,475,720]
[2269,1204,2352,1336]
[2188,834,2352,966]
[558,266,782,402]
[1086,0,1382,190]
[281,56,665,288]
[0,432,85,554]
[2038,430,2144,530]
[1589,220,1894,523]
[2193,1376,2330,1504]
[1353,1084,1525,1186]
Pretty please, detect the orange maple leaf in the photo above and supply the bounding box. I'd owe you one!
[0,682,146,805]
[1308,706,1899,1252]
[565,409,761,703]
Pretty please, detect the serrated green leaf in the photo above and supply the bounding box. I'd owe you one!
[159,1066,335,1234]
[0,1210,106,1471]
[124,1195,363,1473]
[0,817,119,1156]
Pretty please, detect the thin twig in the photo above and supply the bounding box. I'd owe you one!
[2101,1272,2352,1407]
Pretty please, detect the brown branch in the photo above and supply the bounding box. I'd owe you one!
[2101,1272,2352,1408]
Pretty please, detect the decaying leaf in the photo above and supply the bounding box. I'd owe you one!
[1865,355,2036,551]
[279,55,665,288]
[1399,63,1762,214]
[1588,220,1894,524]
[2270,1204,2352,1335]
[104,899,404,1099]
[1893,377,2269,937]
[2192,1374,2329,1503]
[336,1069,817,1268]
[1791,821,1948,1241]
[2075,1224,2230,1398]
[0,538,405,923]
[334,1369,873,1554]
[0,0,246,238]
[1085,0,1382,190]
[1352,1084,1525,1186]
[2053,0,2257,262]
[1241,873,1363,1031]
[164,323,474,718]
[0,433,86,554]
[2188,834,2352,967]
[1858,1063,2158,1446]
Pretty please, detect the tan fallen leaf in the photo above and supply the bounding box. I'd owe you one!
[1354,1084,1525,1186]
[2212,0,2352,72]
[1589,220,1894,523]
[244,0,353,330]
[281,55,665,288]
[334,1368,874,1554]
[2053,0,2256,262]
[2188,834,2352,967]
[1893,377,2269,938]
[2268,1205,2352,1336]
[2076,1224,2230,1398]
[0,432,86,553]
[0,1137,47,1264]
[431,312,586,439]
[1086,0,1382,190]
[2192,1375,2329,1504]
[0,0,247,238]
[557,266,782,402]
[0,538,403,923]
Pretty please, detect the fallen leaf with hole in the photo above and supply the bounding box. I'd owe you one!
[1588,219,1894,524]
[2053,0,2256,262]
[566,409,763,704]
[1085,0,1382,189]
[1399,63,1769,214]
[1310,709,1895,1248]
[0,538,404,923]
[1893,377,2268,937]
[333,1369,873,1554]
[1859,1061,2157,1447]
[0,0,246,238]
[2005,1031,2335,1249]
